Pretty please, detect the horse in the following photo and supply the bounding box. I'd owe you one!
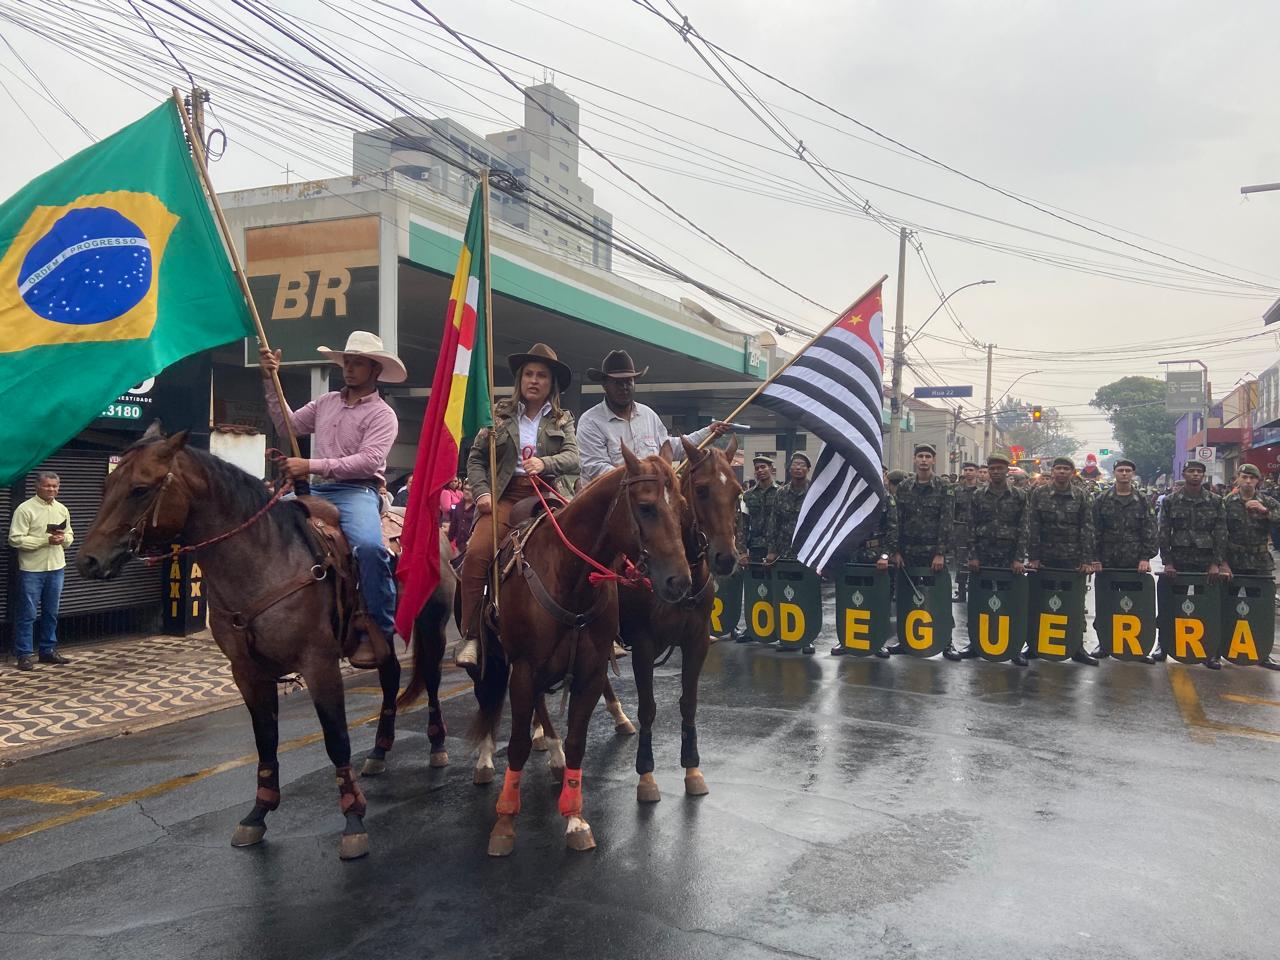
[77,424,415,860]
[468,445,691,856]
[530,437,741,802]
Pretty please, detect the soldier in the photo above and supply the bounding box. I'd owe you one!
[952,461,980,603]
[732,454,778,643]
[963,452,1029,662]
[831,491,899,658]
[978,464,990,485]
[1223,464,1280,671]
[1027,456,1100,666]
[766,453,812,565]
[1092,458,1157,660]
[884,442,955,657]
[1153,460,1227,668]
[886,469,907,497]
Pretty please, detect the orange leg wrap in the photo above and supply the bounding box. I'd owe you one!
[558,768,584,818]
[496,768,523,816]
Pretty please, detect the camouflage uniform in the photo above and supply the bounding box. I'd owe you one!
[767,480,809,560]
[1028,483,1097,569]
[952,482,980,566]
[1092,488,1156,569]
[737,483,777,562]
[968,484,1029,567]
[1158,488,1226,573]
[1222,491,1280,574]
[853,496,899,563]
[894,475,953,567]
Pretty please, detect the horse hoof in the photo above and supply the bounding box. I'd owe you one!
[429,750,450,768]
[231,823,266,847]
[684,772,709,797]
[339,832,369,860]
[361,756,387,777]
[615,719,636,736]
[487,832,516,857]
[532,736,548,752]
[566,824,597,852]
[474,765,495,785]
[637,778,661,804]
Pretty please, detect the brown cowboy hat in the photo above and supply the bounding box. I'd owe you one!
[587,349,649,382]
[507,342,571,392]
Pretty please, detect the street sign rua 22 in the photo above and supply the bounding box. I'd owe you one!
[912,385,973,399]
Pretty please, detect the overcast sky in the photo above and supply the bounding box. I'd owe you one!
[3,0,1278,453]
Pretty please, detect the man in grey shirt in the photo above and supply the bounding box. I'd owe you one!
[577,350,729,486]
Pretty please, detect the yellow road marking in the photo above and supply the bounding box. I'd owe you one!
[0,784,104,805]
[0,679,472,847]
[1169,669,1280,744]
[1221,693,1280,709]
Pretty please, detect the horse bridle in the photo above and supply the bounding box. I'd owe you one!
[126,471,177,558]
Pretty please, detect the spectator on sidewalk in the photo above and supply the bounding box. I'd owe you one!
[8,471,74,671]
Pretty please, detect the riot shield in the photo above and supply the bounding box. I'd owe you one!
[835,564,892,656]
[745,563,775,643]
[771,560,823,651]
[1220,575,1276,666]
[709,567,744,639]
[1157,573,1222,663]
[1094,571,1156,660]
[1027,569,1087,661]
[895,567,953,657]
[966,567,1028,662]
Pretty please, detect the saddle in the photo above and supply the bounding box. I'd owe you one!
[495,492,567,582]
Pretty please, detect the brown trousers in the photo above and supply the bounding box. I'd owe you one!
[459,476,538,637]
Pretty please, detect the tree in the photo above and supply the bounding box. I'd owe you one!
[1089,376,1176,481]
[994,397,1080,461]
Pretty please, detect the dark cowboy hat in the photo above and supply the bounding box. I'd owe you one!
[587,349,649,382]
[507,342,571,392]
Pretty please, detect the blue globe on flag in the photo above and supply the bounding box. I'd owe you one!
[17,207,153,325]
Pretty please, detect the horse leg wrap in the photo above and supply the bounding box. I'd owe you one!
[636,729,655,776]
[680,724,700,770]
[255,763,281,810]
[374,708,396,753]
[558,769,584,818]
[496,768,523,816]
[427,707,447,752]
[335,765,367,818]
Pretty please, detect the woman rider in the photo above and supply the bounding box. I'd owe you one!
[455,343,580,668]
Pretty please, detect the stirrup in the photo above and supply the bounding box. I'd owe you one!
[454,634,481,669]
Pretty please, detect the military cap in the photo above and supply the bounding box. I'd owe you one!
[1114,458,1136,470]
[1239,463,1262,479]
[887,469,908,484]
[1052,456,1075,469]
[962,461,979,469]
[752,454,775,466]
[913,443,936,456]
[987,452,1010,465]
[790,452,812,468]
[1183,461,1206,473]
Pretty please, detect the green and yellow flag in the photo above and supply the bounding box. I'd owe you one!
[0,99,253,482]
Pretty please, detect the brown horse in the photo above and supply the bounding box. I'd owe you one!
[469,446,691,856]
[77,425,433,859]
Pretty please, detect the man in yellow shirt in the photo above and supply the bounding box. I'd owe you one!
[7,472,73,671]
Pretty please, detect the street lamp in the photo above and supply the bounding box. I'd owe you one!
[903,279,995,350]
[986,369,1042,458]
[993,370,1042,409]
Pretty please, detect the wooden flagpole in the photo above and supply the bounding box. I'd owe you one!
[481,170,499,611]
[171,89,301,460]
[680,273,890,469]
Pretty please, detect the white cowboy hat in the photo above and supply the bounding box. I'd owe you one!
[316,331,407,383]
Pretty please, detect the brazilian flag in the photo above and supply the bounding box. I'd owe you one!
[0,99,252,482]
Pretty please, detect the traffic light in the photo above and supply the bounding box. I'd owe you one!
[1031,405,1042,422]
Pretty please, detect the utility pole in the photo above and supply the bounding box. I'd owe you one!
[187,86,209,145]
[982,343,994,460]
[888,227,908,471]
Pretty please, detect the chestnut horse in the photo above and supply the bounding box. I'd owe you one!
[469,446,691,856]
[77,425,443,859]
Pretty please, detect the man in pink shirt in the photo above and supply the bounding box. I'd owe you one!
[259,331,405,667]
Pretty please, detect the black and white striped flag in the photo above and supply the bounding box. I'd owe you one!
[753,281,887,572]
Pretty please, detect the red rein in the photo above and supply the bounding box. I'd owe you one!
[528,475,651,591]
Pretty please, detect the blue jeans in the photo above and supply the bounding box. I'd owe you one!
[310,483,397,641]
[15,568,65,658]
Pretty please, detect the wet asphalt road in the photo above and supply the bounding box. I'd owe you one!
[3,593,1280,960]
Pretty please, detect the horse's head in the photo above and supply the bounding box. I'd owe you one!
[78,422,194,580]
[680,435,742,577]
[619,443,692,603]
